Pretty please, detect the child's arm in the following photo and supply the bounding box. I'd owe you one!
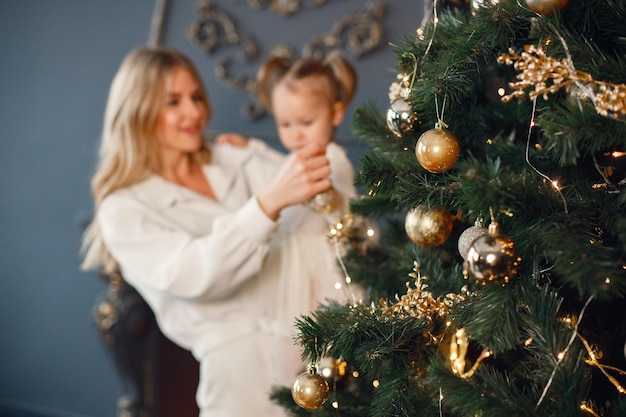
[216,133,285,162]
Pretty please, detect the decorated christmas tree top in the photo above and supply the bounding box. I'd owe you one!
[273,1,626,416]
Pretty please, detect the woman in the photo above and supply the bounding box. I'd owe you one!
[81,46,331,417]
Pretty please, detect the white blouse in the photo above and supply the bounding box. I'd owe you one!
[97,147,278,358]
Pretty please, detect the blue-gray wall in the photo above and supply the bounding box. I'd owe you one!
[0,1,423,416]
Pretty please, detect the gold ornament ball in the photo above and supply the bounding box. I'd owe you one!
[291,370,330,409]
[415,128,461,173]
[465,224,521,286]
[525,0,569,15]
[405,206,454,247]
[387,98,419,137]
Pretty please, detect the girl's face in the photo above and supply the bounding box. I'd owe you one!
[154,66,210,161]
[271,78,345,152]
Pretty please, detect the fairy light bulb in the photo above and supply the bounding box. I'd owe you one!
[580,402,600,417]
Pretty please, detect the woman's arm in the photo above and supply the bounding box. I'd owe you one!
[99,143,331,300]
[99,194,276,301]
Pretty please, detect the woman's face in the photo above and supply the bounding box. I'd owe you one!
[154,66,210,159]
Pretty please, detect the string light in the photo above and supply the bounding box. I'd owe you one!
[327,212,376,304]
[536,295,593,408]
[439,388,444,417]
[418,0,439,59]
[579,335,626,394]
[580,402,601,417]
[525,97,569,214]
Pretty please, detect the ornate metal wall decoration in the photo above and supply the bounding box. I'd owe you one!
[245,0,327,17]
[302,1,385,60]
[187,0,387,120]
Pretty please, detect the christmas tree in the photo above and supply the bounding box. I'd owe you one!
[273,0,626,416]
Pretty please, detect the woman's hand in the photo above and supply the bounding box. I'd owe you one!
[215,133,249,147]
[257,143,331,220]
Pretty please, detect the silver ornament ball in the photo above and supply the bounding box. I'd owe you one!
[465,224,521,286]
[458,225,489,260]
[386,98,419,137]
[307,188,338,214]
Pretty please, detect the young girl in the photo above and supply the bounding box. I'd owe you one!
[217,50,361,387]
[81,46,333,417]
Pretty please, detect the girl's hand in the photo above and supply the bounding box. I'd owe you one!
[257,143,331,220]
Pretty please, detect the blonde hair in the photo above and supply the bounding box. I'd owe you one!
[81,46,212,274]
[257,50,357,111]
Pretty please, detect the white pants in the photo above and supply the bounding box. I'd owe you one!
[196,329,289,417]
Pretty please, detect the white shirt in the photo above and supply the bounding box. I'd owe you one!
[97,148,278,357]
[98,147,300,417]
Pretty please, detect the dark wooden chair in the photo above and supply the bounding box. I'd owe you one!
[93,272,200,417]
